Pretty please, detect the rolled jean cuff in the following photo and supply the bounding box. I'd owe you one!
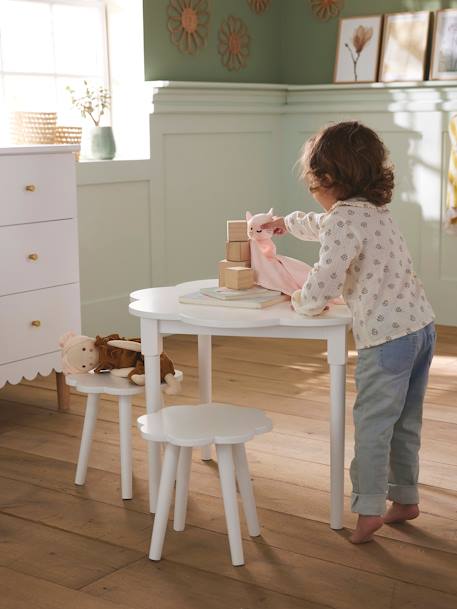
[387,484,419,504]
[351,492,386,515]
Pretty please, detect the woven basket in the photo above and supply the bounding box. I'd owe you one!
[55,125,82,145]
[55,125,82,160]
[10,111,57,144]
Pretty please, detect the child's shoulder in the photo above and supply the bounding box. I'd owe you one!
[324,199,386,223]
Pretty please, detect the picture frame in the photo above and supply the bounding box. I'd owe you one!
[430,9,457,80]
[334,15,383,84]
[379,11,431,82]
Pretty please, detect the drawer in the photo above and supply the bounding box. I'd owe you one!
[0,153,76,226]
[0,283,81,365]
[0,219,79,296]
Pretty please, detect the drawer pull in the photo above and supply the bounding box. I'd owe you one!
[27,253,39,261]
[31,320,41,327]
[25,184,36,192]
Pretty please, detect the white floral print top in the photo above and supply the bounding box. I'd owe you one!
[285,199,435,350]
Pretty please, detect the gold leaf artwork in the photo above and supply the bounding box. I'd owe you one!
[310,0,343,21]
[167,0,210,55]
[218,16,250,71]
[248,0,271,15]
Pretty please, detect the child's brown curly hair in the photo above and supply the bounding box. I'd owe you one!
[300,121,395,206]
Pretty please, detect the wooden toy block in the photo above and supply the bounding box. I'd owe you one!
[225,267,255,290]
[226,240,251,263]
[218,259,249,287]
[227,220,248,242]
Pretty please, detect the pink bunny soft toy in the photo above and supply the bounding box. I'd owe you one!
[247,209,311,296]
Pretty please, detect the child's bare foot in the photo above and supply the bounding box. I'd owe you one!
[383,502,419,524]
[350,515,383,544]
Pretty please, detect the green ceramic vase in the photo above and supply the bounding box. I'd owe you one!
[87,126,116,160]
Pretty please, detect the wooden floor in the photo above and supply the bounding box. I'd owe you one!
[1,328,457,609]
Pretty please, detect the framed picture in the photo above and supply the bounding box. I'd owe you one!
[334,15,383,83]
[379,11,431,82]
[430,9,457,80]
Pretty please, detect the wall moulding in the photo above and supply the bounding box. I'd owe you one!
[150,80,457,115]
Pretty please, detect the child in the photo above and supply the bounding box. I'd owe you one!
[263,121,436,544]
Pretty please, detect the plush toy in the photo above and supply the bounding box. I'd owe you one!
[59,331,181,394]
[246,208,312,296]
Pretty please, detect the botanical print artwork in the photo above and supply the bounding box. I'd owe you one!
[167,0,210,55]
[431,9,457,80]
[218,16,250,71]
[379,12,430,82]
[334,16,382,84]
[310,0,343,21]
[439,21,457,72]
[345,25,373,81]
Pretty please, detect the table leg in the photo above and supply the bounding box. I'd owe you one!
[142,319,163,513]
[327,326,347,530]
[198,334,212,461]
[329,364,346,529]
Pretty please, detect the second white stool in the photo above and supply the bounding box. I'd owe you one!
[138,403,273,566]
[67,371,183,499]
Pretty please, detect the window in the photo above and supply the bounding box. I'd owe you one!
[0,0,109,140]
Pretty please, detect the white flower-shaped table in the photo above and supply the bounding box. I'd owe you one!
[129,279,351,529]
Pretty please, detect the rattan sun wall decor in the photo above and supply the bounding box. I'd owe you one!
[310,0,343,21]
[218,16,250,71]
[167,0,210,55]
[248,0,271,15]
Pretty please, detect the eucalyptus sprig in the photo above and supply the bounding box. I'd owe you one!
[66,80,111,127]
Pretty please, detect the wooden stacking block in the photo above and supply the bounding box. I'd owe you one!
[226,240,251,263]
[227,220,248,242]
[225,267,255,290]
[218,259,249,287]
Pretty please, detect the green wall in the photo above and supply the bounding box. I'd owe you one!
[143,0,457,85]
[143,0,281,83]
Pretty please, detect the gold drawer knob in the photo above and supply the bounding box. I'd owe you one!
[28,253,39,261]
[31,320,41,327]
[25,184,36,192]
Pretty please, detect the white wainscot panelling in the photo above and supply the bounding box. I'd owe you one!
[162,130,279,285]
[148,90,283,286]
[76,174,151,337]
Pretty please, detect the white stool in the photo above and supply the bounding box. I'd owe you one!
[137,403,273,566]
[66,371,183,499]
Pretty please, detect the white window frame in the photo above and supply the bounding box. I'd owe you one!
[0,0,111,118]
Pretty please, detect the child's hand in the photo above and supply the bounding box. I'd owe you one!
[261,216,287,235]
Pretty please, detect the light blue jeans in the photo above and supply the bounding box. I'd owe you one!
[350,322,436,515]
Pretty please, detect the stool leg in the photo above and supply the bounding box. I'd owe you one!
[216,444,244,566]
[148,442,161,513]
[149,443,180,561]
[174,446,192,531]
[75,394,99,485]
[118,396,133,500]
[233,444,260,537]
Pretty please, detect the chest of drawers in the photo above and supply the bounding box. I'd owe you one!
[0,145,81,408]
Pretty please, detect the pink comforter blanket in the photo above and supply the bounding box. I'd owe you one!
[246,209,311,296]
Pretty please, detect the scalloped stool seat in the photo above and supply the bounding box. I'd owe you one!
[66,370,183,499]
[137,403,273,566]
